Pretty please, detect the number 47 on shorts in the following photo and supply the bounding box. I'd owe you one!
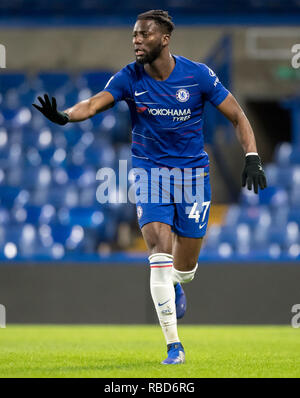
[187,201,211,227]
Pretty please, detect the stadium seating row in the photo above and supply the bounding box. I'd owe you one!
[0,71,299,260]
[0,0,297,17]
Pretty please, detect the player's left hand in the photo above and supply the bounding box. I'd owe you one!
[242,154,267,194]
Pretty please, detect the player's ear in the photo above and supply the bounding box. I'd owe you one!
[162,33,171,47]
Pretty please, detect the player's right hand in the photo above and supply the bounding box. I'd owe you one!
[32,94,70,125]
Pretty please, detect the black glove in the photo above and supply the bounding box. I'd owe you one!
[32,94,69,126]
[242,154,267,194]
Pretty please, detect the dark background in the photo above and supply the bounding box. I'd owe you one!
[1,262,299,324]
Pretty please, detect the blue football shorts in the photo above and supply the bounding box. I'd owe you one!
[132,164,211,238]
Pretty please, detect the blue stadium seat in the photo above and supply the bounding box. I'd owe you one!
[63,89,80,109]
[65,165,96,188]
[235,223,252,255]
[3,89,21,110]
[49,224,85,253]
[50,185,79,208]
[64,207,105,228]
[290,186,300,208]
[290,148,300,165]
[292,166,300,187]
[219,225,237,247]
[1,107,19,123]
[117,143,132,164]
[202,224,222,250]
[49,224,74,243]
[0,186,29,208]
[274,142,292,166]
[106,201,136,223]
[4,224,24,244]
[1,223,51,258]
[79,186,97,207]
[63,124,84,147]
[264,165,295,191]
[0,127,8,148]
[217,242,234,258]
[268,226,286,246]
[0,167,5,186]
[264,164,278,187]
[37,72,71,94]
[252,224,270,250]
[20,165,52,190]
[267,243,282,259]
[240,187,259,207]
[253,224,288,253]
[286,221,299,247]
[30,185,79,208]
[6,166,24,187]
[21,205,56,224]
[275,142,300,166]
[51,167,69,186]
[288,207,300,226]
[235,205,262,228]
[52,129,67,149]
[19,88,39,107]
[102,108,131,142]
[38,147,57,164]
[258,186,288,207]
[0,73,26,93]
[0,207,10,224]
[84,140,116,168]
[80,71,113,93]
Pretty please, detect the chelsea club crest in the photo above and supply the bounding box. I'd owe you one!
[137,205,143,219]
[176,88,190,102]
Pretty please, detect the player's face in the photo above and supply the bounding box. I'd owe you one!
[132,20,168,65]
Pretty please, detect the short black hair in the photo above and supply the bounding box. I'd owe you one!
[136,10,175,34]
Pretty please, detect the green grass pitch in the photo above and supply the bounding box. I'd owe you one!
[0,325,299,378]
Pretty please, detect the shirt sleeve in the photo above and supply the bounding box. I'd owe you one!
[198,63,230,107]
[103,66,131,103]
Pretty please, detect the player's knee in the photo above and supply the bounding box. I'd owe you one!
[144,233,172,254]
[172,263,198,284]
[142,223,172,255]
[174,258,198,272]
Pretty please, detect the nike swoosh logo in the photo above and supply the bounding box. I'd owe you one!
[199,223,206,229]
[158,299,170,307]
[135,90,148,96]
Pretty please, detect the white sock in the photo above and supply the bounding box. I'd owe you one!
[149,253,180,345]
[172,263,198,285]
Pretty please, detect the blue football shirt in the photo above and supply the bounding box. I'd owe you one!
[104,55,230,169]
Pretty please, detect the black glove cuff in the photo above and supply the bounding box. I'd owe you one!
[245,154,261,165]
[59,112,70,125]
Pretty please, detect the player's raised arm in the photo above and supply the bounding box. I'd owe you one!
[216,92,267,194]
[32,90,115,125]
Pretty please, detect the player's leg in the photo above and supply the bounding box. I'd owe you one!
[172,234,203,279]
[141,221,185,364]
[171,165,211,315]
[141,222,179,342]
[169,235,203,319]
